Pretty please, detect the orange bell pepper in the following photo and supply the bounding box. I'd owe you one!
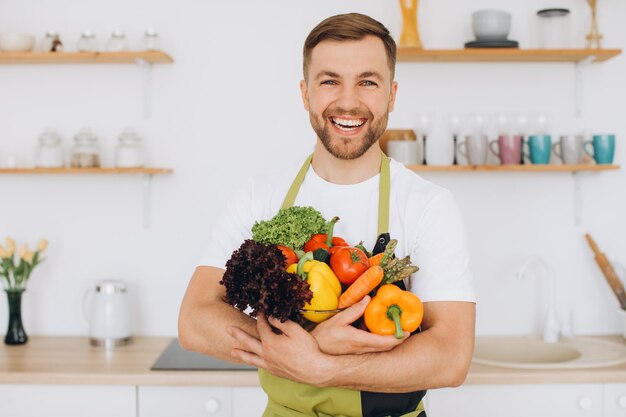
[364,284,424,339]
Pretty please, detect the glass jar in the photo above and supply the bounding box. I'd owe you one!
[35,128,64,168]
[77,31,98,52]
[142,30,161,51]
[70,128,101,168]
[537,8,571,49]
[41,31,63,52]
[105,31,129,52]
[115,128,144,168]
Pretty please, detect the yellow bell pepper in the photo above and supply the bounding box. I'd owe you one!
[288,252,341,323]
[364,284,423,339]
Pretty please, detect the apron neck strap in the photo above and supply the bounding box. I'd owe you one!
[281,152,391,237]
[378,152,390,236]
[281,154,313,210]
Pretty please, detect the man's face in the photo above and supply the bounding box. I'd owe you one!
[300,36,398,160]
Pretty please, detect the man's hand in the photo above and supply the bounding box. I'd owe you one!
[228,314,331,386]
[310,296,408,355]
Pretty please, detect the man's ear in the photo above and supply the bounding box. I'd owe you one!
[388,81,398,113]
[300,80,310,111]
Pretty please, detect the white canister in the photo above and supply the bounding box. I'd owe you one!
[83,279,133,348]
[387,139,423,166]
[115,128,145,168]
[35,128,64,168]
[537,8,571,49]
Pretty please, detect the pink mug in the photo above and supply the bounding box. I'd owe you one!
[489,135,523,165]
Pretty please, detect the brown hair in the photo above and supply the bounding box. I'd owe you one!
[303,13,397,81]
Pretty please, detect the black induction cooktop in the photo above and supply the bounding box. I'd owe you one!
[151,338,256,371]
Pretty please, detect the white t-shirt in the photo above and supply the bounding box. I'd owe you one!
[200,157,475,303]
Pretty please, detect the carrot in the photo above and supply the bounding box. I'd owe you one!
[368,253,385,266]
[337,265,384,309]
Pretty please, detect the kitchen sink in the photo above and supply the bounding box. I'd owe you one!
[473,336,626,369]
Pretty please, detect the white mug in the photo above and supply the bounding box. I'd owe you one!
[458,134,488,165]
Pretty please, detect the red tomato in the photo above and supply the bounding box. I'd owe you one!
[330,247,370,285]
[277,245,298,268]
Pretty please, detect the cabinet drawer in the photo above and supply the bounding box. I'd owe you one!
[428,384,602,417]
[138,386,231,417]
[604,383,626,417]
[232,387,267,417]
[0,384,136,417]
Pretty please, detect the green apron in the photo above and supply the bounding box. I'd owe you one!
[259,153,427,417]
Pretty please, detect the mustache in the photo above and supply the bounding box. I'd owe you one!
[322,107,373,120]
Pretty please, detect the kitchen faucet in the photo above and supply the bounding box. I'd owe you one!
[516,257,563,343]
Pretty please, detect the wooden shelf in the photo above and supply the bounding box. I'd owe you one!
[407,164,620,172]
[397,48,622,63]
[0,51,173,65]
[0,167,173,174]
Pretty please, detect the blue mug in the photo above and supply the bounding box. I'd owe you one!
[584,134,615,164]
[524,135,552,164]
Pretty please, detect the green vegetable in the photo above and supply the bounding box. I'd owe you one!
[252,206,327,250]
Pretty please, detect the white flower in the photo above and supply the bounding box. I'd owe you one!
[19,245,28,259]
[23,251,34,263]
[6,237,16,256]
[38,239,48,252]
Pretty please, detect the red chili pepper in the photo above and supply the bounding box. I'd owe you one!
[303,216,349,253]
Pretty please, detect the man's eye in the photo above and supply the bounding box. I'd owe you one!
[361,80,378,87]
[321,80,337,85]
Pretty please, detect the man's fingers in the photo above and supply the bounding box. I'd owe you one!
[349,330,408,353]
[267,315,302,336]
[333,295,370,325]
[228,326,263,354]
[230,348,267,369]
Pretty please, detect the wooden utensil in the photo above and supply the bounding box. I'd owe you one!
[585,233,626,309]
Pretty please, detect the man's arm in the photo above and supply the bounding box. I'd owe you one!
[178,266,258,362]
[229,300,475,392]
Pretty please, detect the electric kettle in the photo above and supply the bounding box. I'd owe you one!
[83,279,133,348]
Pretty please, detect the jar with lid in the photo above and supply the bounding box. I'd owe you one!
[105,31,129,52]
[70,128,101,168]
[115,127,145,168]
[77,31,98,52]
[41,31,63,52]
[537,8,572,49]
[142,30,161,51]
[35,128,65,168]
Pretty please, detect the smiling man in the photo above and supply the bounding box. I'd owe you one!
[179,13,476,417]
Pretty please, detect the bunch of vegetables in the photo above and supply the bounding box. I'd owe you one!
[220,206,424,338]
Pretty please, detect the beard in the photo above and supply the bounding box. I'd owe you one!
[310,106,388,160]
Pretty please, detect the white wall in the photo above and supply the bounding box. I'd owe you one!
[0,0,624,338]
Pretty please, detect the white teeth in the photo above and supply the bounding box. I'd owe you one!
[332,117,365,128]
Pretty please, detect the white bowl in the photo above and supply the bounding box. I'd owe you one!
[0,33,36,52]
[472,10,511,41]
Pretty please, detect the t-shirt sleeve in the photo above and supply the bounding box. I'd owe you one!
[197,180,255,269]
[409,190,476,303]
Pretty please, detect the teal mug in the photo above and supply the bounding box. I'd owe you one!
[584,134,615,164]
[524,135,552,164]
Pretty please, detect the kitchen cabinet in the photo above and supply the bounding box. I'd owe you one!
[604,384,626,417]
[0,384,136,417]
[138,386,232,417]
[232,387,268,417]
[428,384,603,417]
[137,386,267,417]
